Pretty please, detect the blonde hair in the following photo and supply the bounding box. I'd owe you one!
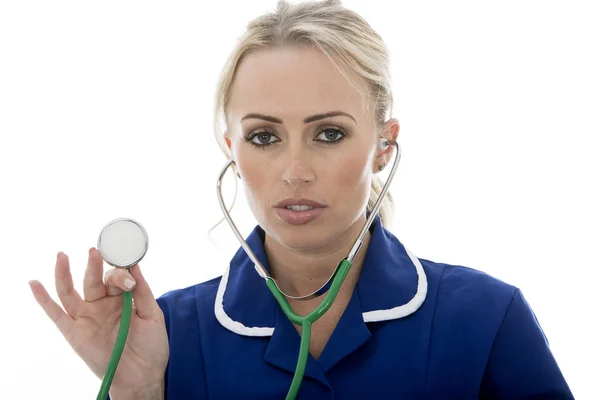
[212,0,395,228]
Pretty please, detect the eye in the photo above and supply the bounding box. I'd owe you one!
[315,127,346,144]
[246,131,280,148]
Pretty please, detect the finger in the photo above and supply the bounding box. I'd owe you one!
[83,248,106,302]
[128,265,162,320]
[103,268,136,297]
[55,252,84,317]
[29,280,74,336]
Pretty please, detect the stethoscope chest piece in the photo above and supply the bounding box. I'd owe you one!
[97,218,149,268]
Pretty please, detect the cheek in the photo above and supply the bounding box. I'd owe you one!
[327,154,372,199]
[237,155,272,204]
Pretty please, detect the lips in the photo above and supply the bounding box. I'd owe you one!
[274,198,326,208]
[274,198,326,225]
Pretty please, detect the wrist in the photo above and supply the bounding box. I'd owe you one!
[109,382,164,400]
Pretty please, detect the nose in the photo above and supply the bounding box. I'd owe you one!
[281,147,315,188]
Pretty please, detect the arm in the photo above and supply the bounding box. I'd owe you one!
[479,289,574,399]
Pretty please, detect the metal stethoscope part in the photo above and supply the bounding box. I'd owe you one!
[98,217,149,269]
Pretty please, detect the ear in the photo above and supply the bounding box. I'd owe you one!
[223,133,241,178]
[224,133,235,160]
[374,118,400,173]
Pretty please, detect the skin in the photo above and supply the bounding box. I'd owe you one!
[29,250,168,398]
[28,45,400,387]
[225,45,399,358]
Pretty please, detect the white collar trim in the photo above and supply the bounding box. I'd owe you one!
[214,245,428,337]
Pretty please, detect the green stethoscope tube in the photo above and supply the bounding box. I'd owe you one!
[95,261,349,400]
[266,258,352,399]
[96,290,133,400]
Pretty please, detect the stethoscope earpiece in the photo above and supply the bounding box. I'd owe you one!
[378,137,390,151]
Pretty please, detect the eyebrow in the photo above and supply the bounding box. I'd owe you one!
[240,111,356,124]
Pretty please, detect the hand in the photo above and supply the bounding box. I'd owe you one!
[29,248,169,393]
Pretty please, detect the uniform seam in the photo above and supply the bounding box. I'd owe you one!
[195,286,212,398]
[423,263,445,396]
[477,286,519,396]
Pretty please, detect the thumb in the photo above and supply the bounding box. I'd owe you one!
[128,264,162,320]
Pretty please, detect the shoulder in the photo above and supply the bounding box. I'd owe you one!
[157,275,221,304]
[421,257,517,305]
[416,259,523,378]
[411,262,573,396]
[417,257,519,332]
[156,276,223,328]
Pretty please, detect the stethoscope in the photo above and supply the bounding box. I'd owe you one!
[215,137,402,399]
[94,137,400,400]
[94,217,149,400]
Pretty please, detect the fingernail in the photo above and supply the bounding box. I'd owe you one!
[124,278,136,289]
[89,247,95,255]
[57,251,64,259]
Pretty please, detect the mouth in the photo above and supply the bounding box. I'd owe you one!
[284,205,315,211]
[274,198,326,209]
[274,198,326,225]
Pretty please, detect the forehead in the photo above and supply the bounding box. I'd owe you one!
[228,46,370,122]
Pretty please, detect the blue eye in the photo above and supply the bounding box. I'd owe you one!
[246,131,280,148]
[245,126,346,149]
[315,127,346,144]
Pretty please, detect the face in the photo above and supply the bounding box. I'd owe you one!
[225,45,397,251]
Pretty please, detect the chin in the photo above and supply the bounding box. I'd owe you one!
[275,230,333,251]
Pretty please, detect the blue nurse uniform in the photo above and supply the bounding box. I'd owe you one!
[152,214,573,399]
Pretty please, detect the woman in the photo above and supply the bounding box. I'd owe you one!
[29,0,573,398]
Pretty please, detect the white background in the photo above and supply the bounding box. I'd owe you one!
[1,0,598,398]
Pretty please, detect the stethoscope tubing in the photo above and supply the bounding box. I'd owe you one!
[97,289,133,400]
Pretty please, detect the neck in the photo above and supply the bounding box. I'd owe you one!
[264,214,372,299]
